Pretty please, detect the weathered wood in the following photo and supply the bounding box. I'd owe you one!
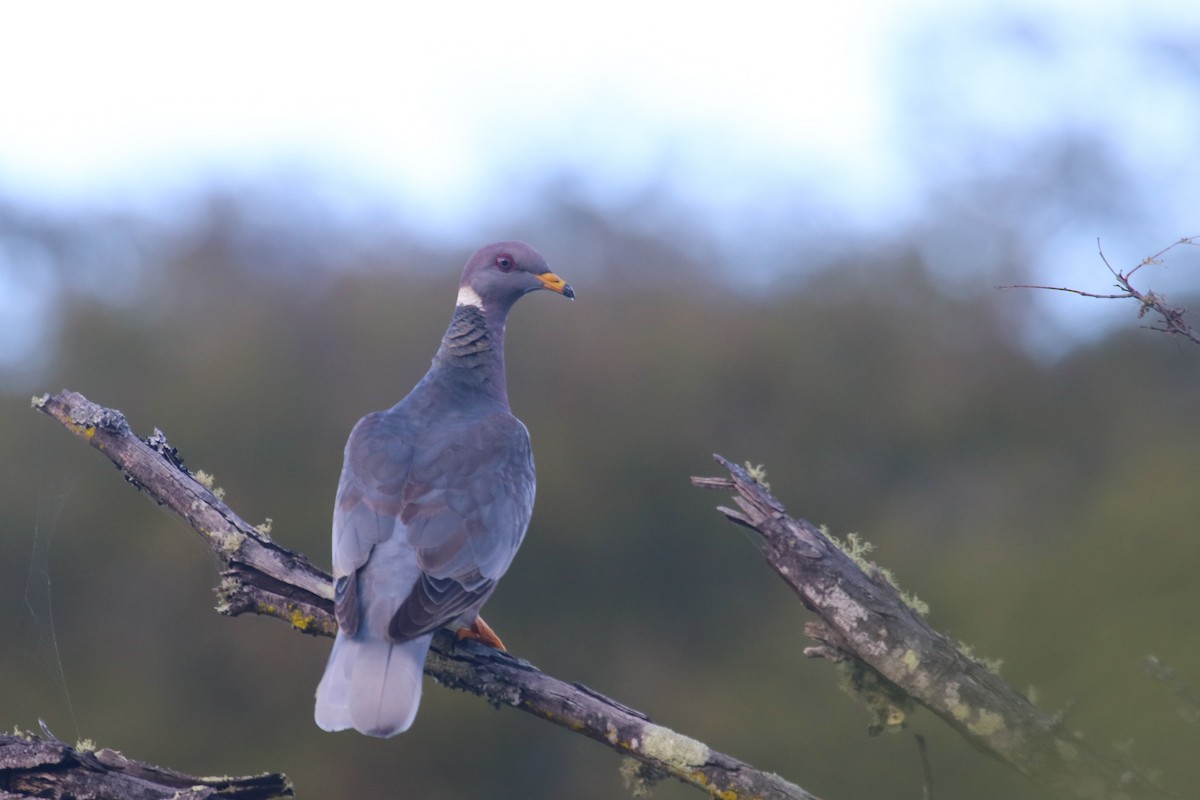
[0,725,291,799]
[693,455,1169,800]
[32,390,821,800]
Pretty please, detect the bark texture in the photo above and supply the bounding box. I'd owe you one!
[693,455,1169,800]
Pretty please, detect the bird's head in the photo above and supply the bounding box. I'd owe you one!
[457,241,574,313]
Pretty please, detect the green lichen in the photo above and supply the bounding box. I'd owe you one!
[193,469,226,500]
[214,575,241,614]
[980,655,1004,674]
[639,724,710,769]
[742,461,771,491]
[824,529,930,617]
[212,529,246,558]
[956,640,1004,675]
[900,590,930,616]
[829,530,873,566]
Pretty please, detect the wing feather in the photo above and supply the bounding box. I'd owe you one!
[333,407,535,643]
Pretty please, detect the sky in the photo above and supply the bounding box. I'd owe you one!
[0,1,906,220]
[1,0,1199,370]
[1,1,1195,230]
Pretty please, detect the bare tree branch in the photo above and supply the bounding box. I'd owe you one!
[1001,236,1200,345]
[694,456,1173,800]
[31,390,821,800]
[0,724,292,799]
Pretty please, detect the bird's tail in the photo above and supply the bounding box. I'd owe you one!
[314,632,433,737]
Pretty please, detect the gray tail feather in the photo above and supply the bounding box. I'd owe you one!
[314,632,433,737]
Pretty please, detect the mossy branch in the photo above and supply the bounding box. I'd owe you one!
[32,389,820,800]
[693,455,1169,800]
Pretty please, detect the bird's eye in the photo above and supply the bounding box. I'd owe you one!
[494,254,514,272]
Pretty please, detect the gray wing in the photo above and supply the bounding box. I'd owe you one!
[332,409,536,642]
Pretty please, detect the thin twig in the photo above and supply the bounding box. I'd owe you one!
[999,236,1200,346]
[1002,285,1128,300]
[915,734,933,800]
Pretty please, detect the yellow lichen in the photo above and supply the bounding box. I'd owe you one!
[288,608,315,631]
[902,649,920,674]
[840,659,912,735]
[944,682,1006,737]
[688,772,739,800]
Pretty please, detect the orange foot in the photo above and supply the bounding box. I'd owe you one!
[456,615,506,651]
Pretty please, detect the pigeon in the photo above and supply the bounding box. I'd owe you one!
[314,241,573,737]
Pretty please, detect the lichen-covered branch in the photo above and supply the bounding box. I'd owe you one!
[0,725,292,799]
[33,390,821,800]
[693,455,1169,800]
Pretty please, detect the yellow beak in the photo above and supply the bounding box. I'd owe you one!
[536,272,575,299]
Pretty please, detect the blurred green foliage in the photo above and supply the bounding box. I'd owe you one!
[2,182,1198,800]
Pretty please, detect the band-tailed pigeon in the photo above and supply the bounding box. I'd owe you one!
[314,242,573,737]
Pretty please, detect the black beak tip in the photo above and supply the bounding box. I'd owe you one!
[562,284,576,301]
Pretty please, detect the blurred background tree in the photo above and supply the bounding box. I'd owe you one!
[2,2,1200,799]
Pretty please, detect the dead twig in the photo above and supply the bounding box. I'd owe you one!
[1001,236,1200,345]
